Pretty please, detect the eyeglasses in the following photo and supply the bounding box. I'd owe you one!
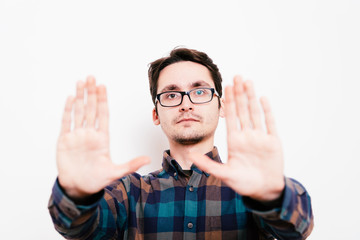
[155,88,219,107]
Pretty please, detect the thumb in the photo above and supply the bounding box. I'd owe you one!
[189,153,227,180]
[110,156,151,180]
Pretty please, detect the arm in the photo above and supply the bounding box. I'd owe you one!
[190,76,314,239]
[48,179,129,239]
[244,178,314,239]
[49,76,150,239]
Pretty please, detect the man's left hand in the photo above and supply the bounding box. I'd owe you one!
[191,76,285,202]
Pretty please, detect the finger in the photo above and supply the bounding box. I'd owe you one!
[74,81,85,128]
[224,86,238,135]
[189,153,228,180]
[60,96,75,134]
[260,96,277,136]
[244,80,263,130]
[111,156,151,180]
[85,76,97,128]
[97,85,109,132]
[234,76,251,130]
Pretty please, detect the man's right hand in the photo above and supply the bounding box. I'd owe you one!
[56,76,150,201]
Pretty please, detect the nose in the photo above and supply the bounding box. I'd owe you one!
[179,94,193,112]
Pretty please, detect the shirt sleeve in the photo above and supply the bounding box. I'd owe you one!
[243,177,314,240]
[48,179,128,240]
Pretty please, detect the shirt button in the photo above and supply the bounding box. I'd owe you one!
[187,222,193,229]
[174,172,177,177]
[189,186,194,192]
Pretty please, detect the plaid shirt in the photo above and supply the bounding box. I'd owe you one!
[49,147,314,239]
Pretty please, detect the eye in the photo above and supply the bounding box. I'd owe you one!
[195,89,205,95]
[164,92,179,99]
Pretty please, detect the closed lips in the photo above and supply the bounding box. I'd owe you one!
[177,118,199,123]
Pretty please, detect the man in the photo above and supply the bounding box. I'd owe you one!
[49,48,314,239]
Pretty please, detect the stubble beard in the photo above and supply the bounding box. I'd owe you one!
[162,112,218,146]
[171,113,207,145]
[173,133,205,145]
[171,124,213,146]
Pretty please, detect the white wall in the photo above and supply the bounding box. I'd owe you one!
[0,0,359,239]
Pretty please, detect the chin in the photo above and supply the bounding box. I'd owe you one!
[174,136,204,145]
[172,131,208,145]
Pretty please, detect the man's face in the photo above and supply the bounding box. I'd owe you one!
[153,61,224,145]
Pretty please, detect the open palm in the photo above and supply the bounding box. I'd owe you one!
[57,77,150,200]
[191,76,284,202]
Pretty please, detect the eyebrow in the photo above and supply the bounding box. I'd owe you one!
[159,80,212,93]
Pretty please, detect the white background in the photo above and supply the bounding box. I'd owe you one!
[0,0,359,239]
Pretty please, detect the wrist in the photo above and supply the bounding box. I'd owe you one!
[250,177,285,202]
[57,179,104,205]
[243,187,285,211]
[58,178,92,200]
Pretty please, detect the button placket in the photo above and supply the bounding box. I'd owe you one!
[183,171,201,239]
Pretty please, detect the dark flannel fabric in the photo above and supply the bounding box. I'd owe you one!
[48,147,314,240]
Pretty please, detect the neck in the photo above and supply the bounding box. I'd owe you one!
[168,137,214,170]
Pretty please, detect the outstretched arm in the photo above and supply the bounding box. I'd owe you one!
[190,76,313,238]
[49,77,151,239]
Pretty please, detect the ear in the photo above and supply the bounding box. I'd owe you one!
[219,98,225,118]
[152,107,160,125]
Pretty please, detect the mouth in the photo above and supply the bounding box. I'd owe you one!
[177,118,200,124]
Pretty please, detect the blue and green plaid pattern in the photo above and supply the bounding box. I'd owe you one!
[49,147,313,239]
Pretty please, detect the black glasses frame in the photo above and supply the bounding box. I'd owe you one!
[155,87,219,107]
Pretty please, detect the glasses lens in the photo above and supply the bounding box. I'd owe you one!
[159,92,182,106]
[189,88,213,103]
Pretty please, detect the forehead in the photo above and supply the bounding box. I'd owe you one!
[157,61,214,93]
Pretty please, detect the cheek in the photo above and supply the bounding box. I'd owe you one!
[157,109,175,124]
[208,113,220,125]
[202,106,221,125]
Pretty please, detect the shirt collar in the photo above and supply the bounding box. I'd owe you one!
[162,146,222,178]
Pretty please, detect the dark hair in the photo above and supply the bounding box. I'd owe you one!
[148,47,223,105]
